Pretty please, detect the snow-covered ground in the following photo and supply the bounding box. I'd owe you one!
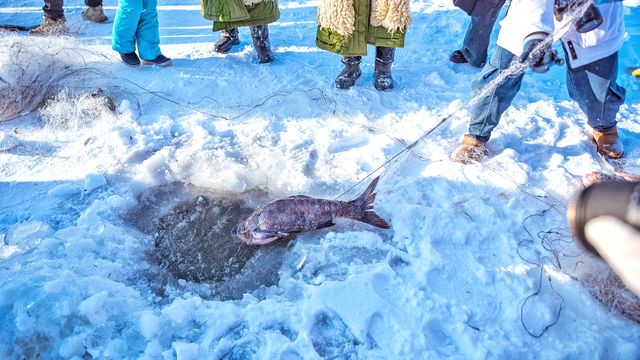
[1,0,640,359]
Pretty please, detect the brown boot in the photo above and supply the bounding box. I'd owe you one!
[82,5,108,23]
[451,134,488,164]
[593,127,624,159]
[29,17,68,36]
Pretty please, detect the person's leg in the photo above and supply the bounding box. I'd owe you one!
[113,0,142,54]
[43,0,64,20]
[452,45,523,163]
[335,56,362,89]
[467,45,524,142]
[457,0,505,67]
[85,0,102,6]
[136,0,162,61]
[566,52,625,131]
[31,0,67,35]
[566,51,625,158]
[374,46,395,90]
[250,25,275,63]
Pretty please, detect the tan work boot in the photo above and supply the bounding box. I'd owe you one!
[451,134,488,164]
[593,127,624,159]
[82,5,108,23]
[29,17,68,36]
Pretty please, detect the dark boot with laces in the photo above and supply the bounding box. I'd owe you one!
[374,47,395,91]
[249,25,275,63]
[335,56,362,89]
[214,28,240,53]
[29,17,68,36]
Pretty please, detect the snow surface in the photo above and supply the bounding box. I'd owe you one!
[1,0,640,359]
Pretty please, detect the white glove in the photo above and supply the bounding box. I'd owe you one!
[585,216,640,297]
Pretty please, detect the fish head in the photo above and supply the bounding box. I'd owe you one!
[232,220,253,244]
[233,217,288,246]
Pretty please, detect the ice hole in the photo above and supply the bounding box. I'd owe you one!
[124,183,289,301]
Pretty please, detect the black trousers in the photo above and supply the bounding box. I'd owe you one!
[43,0,103,20]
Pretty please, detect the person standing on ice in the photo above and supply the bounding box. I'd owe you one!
[201,0,279,63]
[112,0,172,67]
[30,0,108,36]
[450,0,506,68]
[451,0,626,164]
[315,0,411,90]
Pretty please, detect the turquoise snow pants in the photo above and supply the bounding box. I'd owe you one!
[112,0,161,61]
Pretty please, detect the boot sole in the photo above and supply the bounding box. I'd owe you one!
[141,59,173,67]
[121,61,141,68]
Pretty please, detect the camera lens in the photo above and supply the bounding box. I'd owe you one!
[568,181,640,256]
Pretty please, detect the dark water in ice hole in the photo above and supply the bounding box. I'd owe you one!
[124,183,289,300]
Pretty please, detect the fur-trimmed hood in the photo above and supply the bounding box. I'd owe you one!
[317,0,411,36]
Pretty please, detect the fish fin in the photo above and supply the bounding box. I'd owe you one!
[351,176,390,229]
[362,211,390,229]
[355,176,380,209]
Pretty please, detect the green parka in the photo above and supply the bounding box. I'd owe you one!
[201,0,280,31]
[316,0,411,56]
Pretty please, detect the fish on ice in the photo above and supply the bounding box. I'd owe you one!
[234,177,390,245]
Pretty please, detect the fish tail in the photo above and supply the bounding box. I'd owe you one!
[350,176,390,229]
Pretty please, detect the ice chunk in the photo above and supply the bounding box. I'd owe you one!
[172,342,199,360]
[79,291,110,325]
[59,334,85,359]
[6,221,52,246]
[0,132,19,152]
[140,340,164,360]
[140,310,161,339]
[83,173,107,194]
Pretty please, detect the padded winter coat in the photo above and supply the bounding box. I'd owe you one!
[315,0,411,56]
[201,0,279,31]
[496,0,624,68]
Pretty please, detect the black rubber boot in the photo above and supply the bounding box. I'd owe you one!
[214,28,240,53]
[374,47,395,91]
[335,56,362,89]
[249,25,275,63]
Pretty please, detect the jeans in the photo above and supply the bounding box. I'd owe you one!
[460,0,505,68]
[43,0,103,20]
[112,0,161,61]
[467,46,625,142]
[566,50,626,132]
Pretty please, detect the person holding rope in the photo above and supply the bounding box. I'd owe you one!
[450,0,506,68]
[452,0,626,164]
[30,0,108,36]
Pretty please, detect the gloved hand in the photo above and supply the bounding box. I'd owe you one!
[519,33,564,73]
[585,216,640,297]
